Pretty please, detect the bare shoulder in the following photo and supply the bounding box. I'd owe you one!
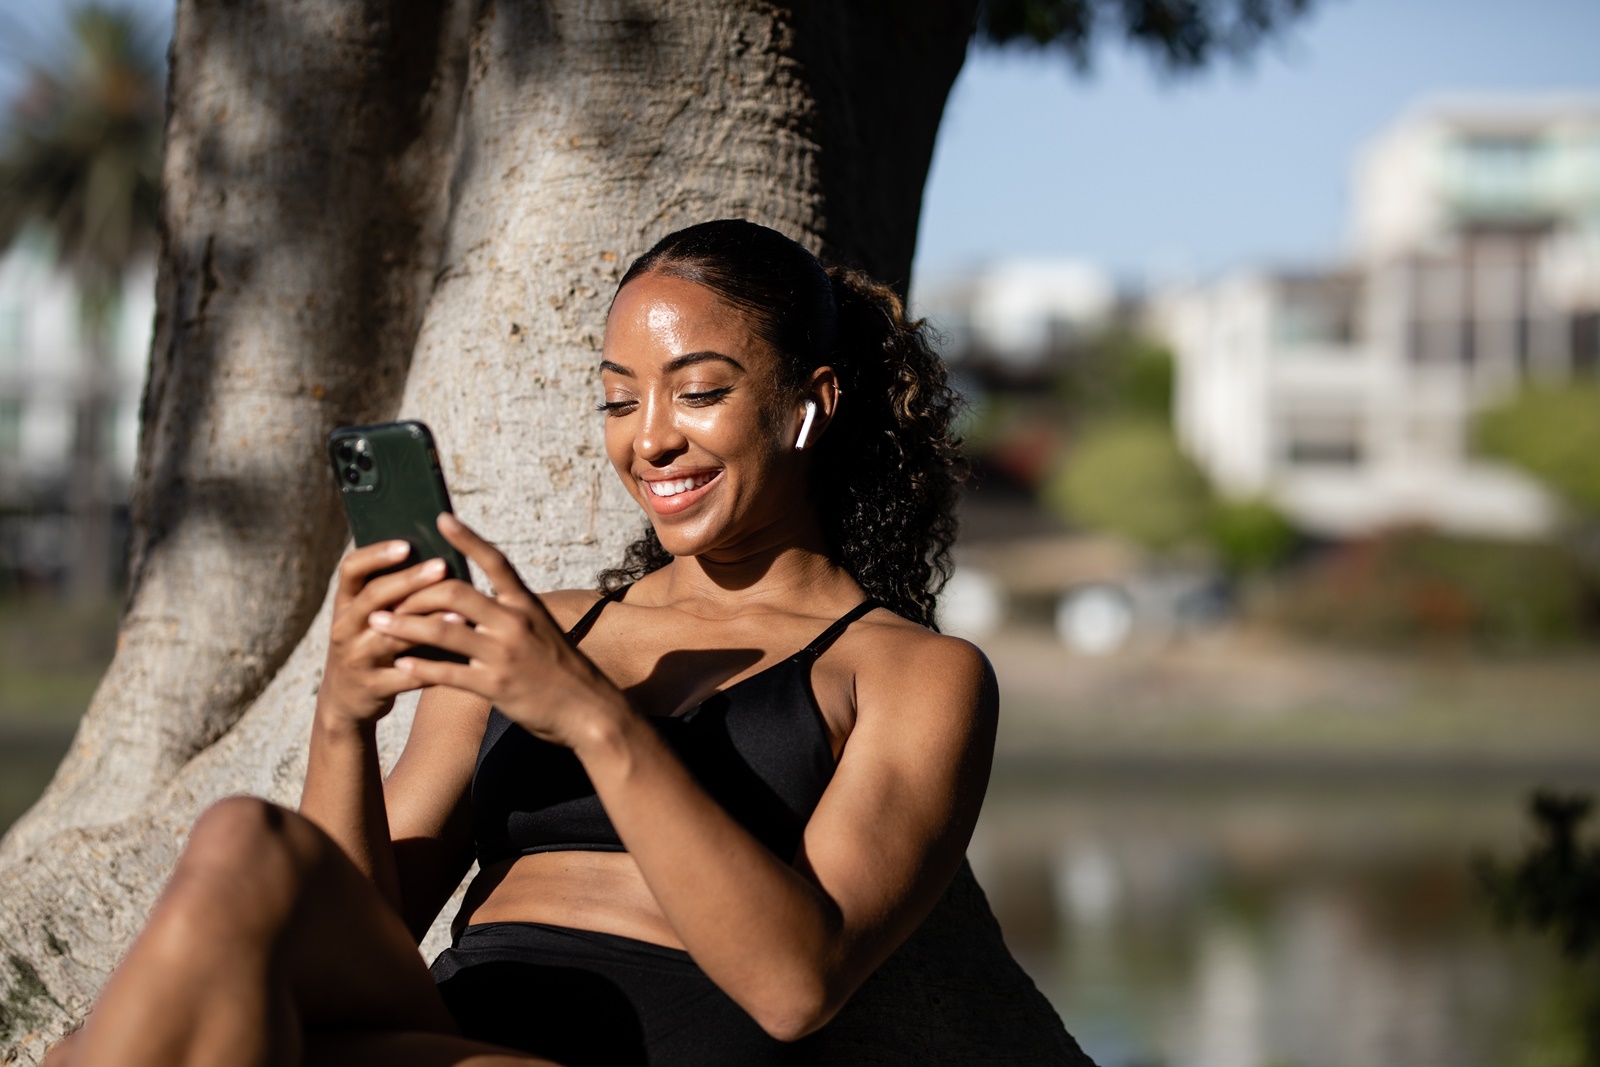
[849,610,997,728]
[537,587,608,632]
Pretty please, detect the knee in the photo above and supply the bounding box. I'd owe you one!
[150,797,320,947]
[173,796,317,905]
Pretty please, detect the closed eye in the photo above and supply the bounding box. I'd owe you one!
[595,399,637,415]
[681,387,732,406]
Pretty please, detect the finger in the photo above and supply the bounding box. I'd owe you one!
[389,580,509,628]
[392,655,480,694]
[336,541,411,605]
[368,609,491,661]
[331,558,450,642]
[436,514,541,612]
[346,623,420,664]
[363,665,429,699]
[350,556,451,617]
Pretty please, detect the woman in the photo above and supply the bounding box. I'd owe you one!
[52,219,997,1066]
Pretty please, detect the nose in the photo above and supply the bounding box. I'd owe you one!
[634,393,686,462]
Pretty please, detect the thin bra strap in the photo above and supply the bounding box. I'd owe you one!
[566,584,631,643]
[801,598,881,659]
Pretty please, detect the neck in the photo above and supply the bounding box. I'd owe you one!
[651,512,858,615]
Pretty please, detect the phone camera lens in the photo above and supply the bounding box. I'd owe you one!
[356,454,373,471]
[343,466,361,485]
[337,442,353,461]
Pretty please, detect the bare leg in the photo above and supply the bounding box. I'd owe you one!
[65,796,471,1067]
[39,1030,79,1066]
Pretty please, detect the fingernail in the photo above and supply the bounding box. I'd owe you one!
[369,611,393,627]
[422,558,447,577]
[385,541,409,558]
[395,657,414,672]
[442,612,464,624]
[438,513,461,530]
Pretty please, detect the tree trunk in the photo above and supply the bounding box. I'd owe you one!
[0,1,1087,1062]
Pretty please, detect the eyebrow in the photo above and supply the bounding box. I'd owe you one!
[599,351,746,377]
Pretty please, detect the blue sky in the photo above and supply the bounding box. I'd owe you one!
[916,0,1600,284]
[4,0,1598,287]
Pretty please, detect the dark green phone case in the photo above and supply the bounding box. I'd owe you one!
[328,420,470,662]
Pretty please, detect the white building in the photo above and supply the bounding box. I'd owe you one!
[1156,96,1600,538]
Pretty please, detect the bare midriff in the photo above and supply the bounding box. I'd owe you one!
[456,852,686,950]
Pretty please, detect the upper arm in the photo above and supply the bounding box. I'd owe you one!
[383,684,493,937]
[795,631,998,993]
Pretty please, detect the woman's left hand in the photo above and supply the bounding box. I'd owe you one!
[368,513,630,746]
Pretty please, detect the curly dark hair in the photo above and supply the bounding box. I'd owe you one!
[596,219,964,630]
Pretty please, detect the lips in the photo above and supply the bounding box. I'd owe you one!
[639,469,722,516]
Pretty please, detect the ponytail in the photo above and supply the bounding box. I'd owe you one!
[812,266,963,628]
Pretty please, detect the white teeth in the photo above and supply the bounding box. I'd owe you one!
[647,473,715,498]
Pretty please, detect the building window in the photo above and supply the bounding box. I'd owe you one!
[1453,134,1543,212]
[1273,276,1360,349]
[1279,412,1364,467]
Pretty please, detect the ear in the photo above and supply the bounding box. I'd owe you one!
[793,367,842,450]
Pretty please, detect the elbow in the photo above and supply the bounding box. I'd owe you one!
[747,975,846,1043]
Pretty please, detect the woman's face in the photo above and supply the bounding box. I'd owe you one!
[599,272,810,560]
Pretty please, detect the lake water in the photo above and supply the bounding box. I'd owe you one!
[971,767,1594,1067]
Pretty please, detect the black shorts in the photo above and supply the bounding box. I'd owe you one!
[429,922,794,1066]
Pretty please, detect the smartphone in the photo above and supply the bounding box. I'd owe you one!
[328,420,470,663]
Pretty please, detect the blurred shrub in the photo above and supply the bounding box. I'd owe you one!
[1479,792,1600,960]
[1477,792,1600,1065]
[1046,412,1301,572]
[1044,416,1210,551]
[1262,528,1596,649]
[1477,383,1600,517]
[1207,496,1297,576]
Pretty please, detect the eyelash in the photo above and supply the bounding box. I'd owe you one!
[594,387,732,415]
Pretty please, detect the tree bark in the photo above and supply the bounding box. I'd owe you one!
[0,1,1087,1061]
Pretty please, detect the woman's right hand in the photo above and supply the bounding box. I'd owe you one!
[317,541,451,728]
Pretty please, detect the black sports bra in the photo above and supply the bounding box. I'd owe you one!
[471,588,880,866]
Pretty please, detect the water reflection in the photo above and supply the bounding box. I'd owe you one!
[972,771,1593,1067]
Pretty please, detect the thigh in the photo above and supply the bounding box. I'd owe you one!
[305,1029,557,1067]
[188,797,457,1036]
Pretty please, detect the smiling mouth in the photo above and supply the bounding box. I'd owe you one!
[644,470,720,498]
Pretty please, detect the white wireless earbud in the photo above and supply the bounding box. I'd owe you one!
[794,400,818,451]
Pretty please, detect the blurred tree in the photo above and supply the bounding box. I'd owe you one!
[1046,415,1210,550]
[976,0,1312,70]
[1045,338,1300,571]
[1207,495,1296,576]
[0,3,164,599]
[1477,383,1600,519]
[1478,792,1600,1065]
[0,0,1321,1059]
[1481,792,1600,960]
[1054,326,1174,419]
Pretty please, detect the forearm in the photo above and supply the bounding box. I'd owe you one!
[575,710,858,1037]
[298,709,403,915]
